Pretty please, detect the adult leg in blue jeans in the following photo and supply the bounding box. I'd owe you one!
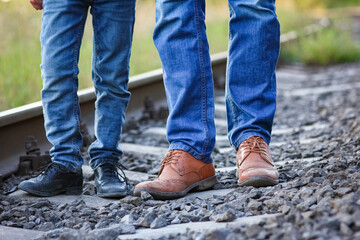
[18,0,135,198]
[134,0,280,199]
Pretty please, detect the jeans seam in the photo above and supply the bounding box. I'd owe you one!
[228,3,234,41]
[194,0,209,158]
[92,6,99,142]
[92,10,99,87]
[71,15,86,161]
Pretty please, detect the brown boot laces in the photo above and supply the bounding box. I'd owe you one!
[158,150,181,176]
[237,137,273,167]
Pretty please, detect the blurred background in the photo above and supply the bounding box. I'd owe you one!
[0,0,359,111]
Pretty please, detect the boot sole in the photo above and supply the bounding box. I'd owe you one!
[18,185,83,197]
[238,176,278,187]
[97,191,128,198]
[134,175,218,200]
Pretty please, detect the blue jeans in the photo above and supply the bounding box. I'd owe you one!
[154,0,280,163]
[40,0,135,172]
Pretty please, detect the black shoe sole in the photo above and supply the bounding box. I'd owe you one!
[134,175,218,200]
[96,191,128,198]
[18,185,82,197]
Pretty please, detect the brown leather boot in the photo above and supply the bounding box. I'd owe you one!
[237,136,278,187]
[134,150,218,200]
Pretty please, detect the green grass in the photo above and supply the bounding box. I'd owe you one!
[0,3,42,110]
[0,1,229,111]
[280,26,360,66]
[277,10,313,34]
[0,39,42,109]
[1,0,360,111]
[294,0,360,10]
[207,19,229,53]
[129,28,161,76]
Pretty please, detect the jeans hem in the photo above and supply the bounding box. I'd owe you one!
[90,158,119,170]
[169,143,213,164]
[233,133,271,151]
[53,160,81,173]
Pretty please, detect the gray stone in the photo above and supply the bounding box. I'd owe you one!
[334,187,352,197]
[9,190,117,208]
[23,221,36,229]
[0,212,12,221]
[317,219,341,230]
[30,199,52,208]
[245,224,263,238]
[58,229,87,240]
[38,221,55,231]
[140,191,154,201]
[179,213,201,222]
[204,229,232,240]
[80,222,93,231]
[0,225,43,240]
[138,211,156,228]
[340,222,353,235]
[150,215,167,229]
[210,209,236,222]
[279,205,291,214]
[263,198,285,210]
[1,201,10,206]
[209,198,224,206]
[95,219,110,229]
[171,216,181,224]
[119,214,279,239]
[83,182,96,196]
[45,228,78,239]
[247,200,263,211]
[120,215,134,225]
[90,223,135,239]
[248,190,263,199]
[144,200,164,207]
[186,189,234,199]
[120,196,143,207]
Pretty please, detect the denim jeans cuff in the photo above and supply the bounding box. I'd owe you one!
[169,143,213,164]
[53,160,81,173]
[233,133,271,150]
[90,158,119,170]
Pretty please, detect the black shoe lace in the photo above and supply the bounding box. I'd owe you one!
[12,163,57,195]
[97,162,128,185]
[30,162,56,178]
[116,162,128,186]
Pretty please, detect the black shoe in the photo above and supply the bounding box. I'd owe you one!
[18,163,83,197]
[94,163,128,198]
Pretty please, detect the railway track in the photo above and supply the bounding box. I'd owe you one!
[1,19,360,240]
[0,18,331,181]
[0,50,232,181]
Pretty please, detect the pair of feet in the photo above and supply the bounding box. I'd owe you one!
[134,136,279,199]
[18,163,128,198]
[18,136,278,199]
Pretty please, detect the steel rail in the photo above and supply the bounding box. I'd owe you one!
[0,52,228,180]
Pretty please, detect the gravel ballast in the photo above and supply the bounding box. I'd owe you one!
[0,63,360,240]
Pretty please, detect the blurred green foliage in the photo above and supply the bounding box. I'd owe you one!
[1,0,360,111]
[0,1,229,111]
[294,0,360,9]
[280,27,360,66]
